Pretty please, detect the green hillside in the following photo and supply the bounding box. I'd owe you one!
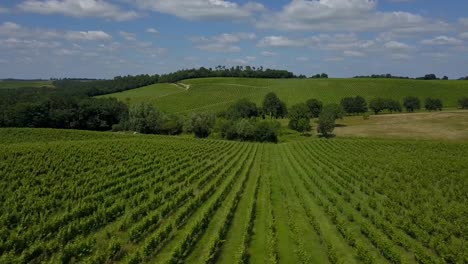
[0,80,54,89]
[102,78,468,113]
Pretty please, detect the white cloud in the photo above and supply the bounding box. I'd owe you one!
[18,0,138,21]
[421,36,462,46]
[0,6,10,13]
[146,28,159,34]
[228,56,256,65]
[133,0,264,20]
[191,32,256,53]
[261,51,277,56]
[119,31,136,41]
[344,50,365,57]
[257,0,449,33]
[296,57,309,61]
[459,32,468,39]
[65,31,112,41]
[257,36,305,48]
[384,41,411,50]
[459,18,468,27]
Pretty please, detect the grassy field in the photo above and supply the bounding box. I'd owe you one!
[0,80,54,89]
[102,78,468,113]
[1,128,466,263]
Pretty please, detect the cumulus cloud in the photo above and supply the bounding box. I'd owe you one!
[191,32,256,53]
[344,50,365,57]
[119,31,136,41]
[421,36,462,46]
[0,21,112,42]
[66,31,112,41]
[228,56,256,65]
[133,0,264,20]
[257,36,305,48]
[256,0,449,33]
[261,51,277,57]
[146,28,159,34]
[383,41,411,50]
[18,0,138,21]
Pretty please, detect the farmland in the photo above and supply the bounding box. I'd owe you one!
[0,80,54,89]
[102,78,468,113]
[1,128,467,263]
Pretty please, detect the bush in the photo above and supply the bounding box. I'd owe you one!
[403,96,421,112]
[317,108,336,137]
[254,121,280,143]
[306,99,323,118]
[341,96,368,115]
[425,98,443,111]
[458,97,468,109]
[224,98,259,120]
[288,103,311,134]
[190,113,216,138]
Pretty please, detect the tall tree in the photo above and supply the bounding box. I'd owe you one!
[262,92,287,119]
[403,96,421,112]
[306,98,323,118]
[288,103,311,134]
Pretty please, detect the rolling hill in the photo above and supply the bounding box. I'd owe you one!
[102,78,468,113]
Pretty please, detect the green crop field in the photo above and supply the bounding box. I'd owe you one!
[102,78,468,113]
[0,80,54,89]
[1,128,466,263]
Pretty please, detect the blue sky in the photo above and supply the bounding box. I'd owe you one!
[0,0,467,79]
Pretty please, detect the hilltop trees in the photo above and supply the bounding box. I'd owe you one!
[262,92,287,119]
[288,103,311,134]
[425,98,443,111]
[403,96,421,112]
[306,99,323,118]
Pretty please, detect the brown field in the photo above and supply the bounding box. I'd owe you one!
[334,110,468,141]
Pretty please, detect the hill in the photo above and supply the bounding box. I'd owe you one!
[1,128,467,263]
[102,78,468,113]
[0,80,54,89]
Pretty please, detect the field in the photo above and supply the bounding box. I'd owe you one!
[102,78,468,113]
[0,80,54,89]
[1,128,467,263]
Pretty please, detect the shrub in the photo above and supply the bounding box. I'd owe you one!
[403,96,421,112]
[425,98,443,111]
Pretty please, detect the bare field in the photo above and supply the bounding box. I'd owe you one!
[335,110,468,141]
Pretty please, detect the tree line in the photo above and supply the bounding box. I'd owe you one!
[354,73,457,80]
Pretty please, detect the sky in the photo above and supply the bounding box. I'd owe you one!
[0,0,467,79]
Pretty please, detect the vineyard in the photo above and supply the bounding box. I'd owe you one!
[0,129,467,263]
[102,77,468,113]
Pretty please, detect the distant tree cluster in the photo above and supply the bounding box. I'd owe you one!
[354,74,411,79]
[354,73,450,80]
[425,98,443,111]
[459,76,468,80]
[310,73,329,79]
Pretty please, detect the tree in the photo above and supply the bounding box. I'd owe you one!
[254,121,280,143]
[317,108,336,137]
[235,119,256,141]
[323,104,345,119]
[288,103,311,133]
[306,98,323,118]
[425,98,443,111]
[341,96,367,114]
[262,92,287,119]
[190,113,216,138]
[458,97,468,109]
[225,98,258,120]
[128,102,164,134]
[442,76,449,80]
[403,96,421,112]
[369,98,387,115]
[386,99,402,113]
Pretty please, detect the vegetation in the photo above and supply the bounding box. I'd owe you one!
[262,92,287,119]
[317,108,336,137]
[0,128,466,263]
[369,98,402,114]
[288,103,311,134]
[306,98,323,118]
[458,97,468,109]
[403,96,421,112]
[425,97,443,111]
[103,77,468,113]
[340,96,368,115]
